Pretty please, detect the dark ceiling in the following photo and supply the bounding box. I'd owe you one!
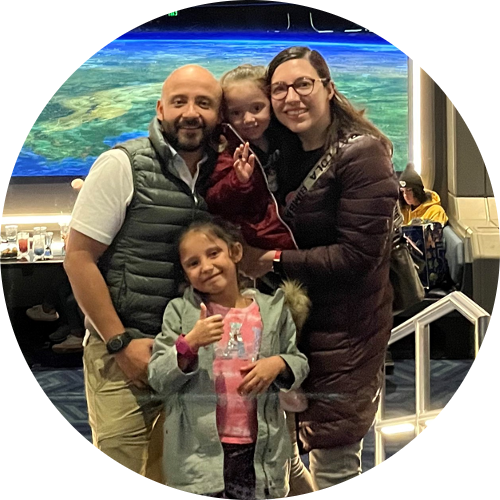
[131,1,367,34]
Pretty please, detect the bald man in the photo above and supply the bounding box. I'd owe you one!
[64,65,222,482]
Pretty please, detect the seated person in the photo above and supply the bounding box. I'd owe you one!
[398,162,448,225]
[26,270,85,353]
[26,177,86,353]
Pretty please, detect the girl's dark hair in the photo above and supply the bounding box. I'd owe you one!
[398,186,429,208]
[179,217,244,255]
[266,46,392,152]
[178,217,245,291]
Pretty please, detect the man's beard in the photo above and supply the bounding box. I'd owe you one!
[161,117,213,152]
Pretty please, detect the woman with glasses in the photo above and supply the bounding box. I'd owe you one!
[240,46,399,489]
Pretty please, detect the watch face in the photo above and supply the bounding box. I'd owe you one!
[109,337,124,352]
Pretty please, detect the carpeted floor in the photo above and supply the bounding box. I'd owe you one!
[31,358,473,473]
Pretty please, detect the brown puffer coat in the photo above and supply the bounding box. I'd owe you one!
[280,134,399,451]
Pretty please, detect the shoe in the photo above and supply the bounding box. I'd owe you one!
[26,304,59,322]
[52,334,83,353]
[49,324,71,343]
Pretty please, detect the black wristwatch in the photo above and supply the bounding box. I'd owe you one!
[106,329,142,354]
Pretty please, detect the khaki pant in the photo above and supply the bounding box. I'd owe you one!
[83,333,164,483]
[286,412,315,496]
[309,440,363,490]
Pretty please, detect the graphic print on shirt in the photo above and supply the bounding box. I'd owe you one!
[209,300,263,444]
[223,322,243,358]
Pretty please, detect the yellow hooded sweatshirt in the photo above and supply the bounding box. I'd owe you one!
[401,190,448,225]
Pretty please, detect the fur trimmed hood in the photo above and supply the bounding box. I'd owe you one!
[280,279,311,340]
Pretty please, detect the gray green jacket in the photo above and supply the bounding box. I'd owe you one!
[148,286,309,498]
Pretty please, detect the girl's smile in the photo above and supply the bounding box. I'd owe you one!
[224,81,271,150]
[180,230,243,304]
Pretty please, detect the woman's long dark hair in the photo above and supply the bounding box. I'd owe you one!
[266,46,392,153]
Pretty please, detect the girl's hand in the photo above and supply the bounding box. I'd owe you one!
[233,142,255,184]
[185,303,224,350]
[237,356,287,397]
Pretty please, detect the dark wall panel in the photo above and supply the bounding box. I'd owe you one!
[454,110,486,197]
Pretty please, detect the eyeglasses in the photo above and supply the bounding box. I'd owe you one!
[270,77,330,100]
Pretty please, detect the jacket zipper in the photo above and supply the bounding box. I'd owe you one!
[159,153,203,219]
[192,191,200,219]
[254,153,299,249]
[222,123,299,249]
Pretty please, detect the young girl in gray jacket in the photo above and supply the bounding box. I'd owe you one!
[148,219,309,499]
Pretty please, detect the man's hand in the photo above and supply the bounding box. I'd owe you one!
[115,338,154,389]
[233,142,255,184]
[184,303,224,350]
[239,245,274,279]
[237,356,287,397]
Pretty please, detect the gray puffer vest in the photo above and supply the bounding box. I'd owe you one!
[98,118,215,337]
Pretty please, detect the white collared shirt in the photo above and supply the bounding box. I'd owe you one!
[167,143,206,194]
[70,146,207,246]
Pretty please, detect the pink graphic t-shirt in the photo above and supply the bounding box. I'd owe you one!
[208,299,263,444]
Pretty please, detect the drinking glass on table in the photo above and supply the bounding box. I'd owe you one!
[59,222,69,255]
[33,227,47,261]
[17,231,30,260]
[44,231,54,259]
[2,225,19,259]
[5,225,18,247]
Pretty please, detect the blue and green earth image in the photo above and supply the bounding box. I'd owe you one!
[13,33,408,177]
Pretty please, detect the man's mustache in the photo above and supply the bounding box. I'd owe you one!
[176,117,204,129]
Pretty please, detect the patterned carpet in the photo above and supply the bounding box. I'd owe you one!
[33,366,92,441]
[387,358,473,414]
[32,359,473,473]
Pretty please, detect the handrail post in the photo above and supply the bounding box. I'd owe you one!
[415,320,430,419]
[479,317,499,500]
[374,374,386,465]
[373,378,386,500]
[374,292,490,463]
[415,321,430,435]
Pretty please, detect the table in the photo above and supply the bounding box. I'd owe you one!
[1,246,66,310]
[1,253,65,266]
[1,239,65,266]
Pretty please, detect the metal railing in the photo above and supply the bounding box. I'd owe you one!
[374,291,490,465]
